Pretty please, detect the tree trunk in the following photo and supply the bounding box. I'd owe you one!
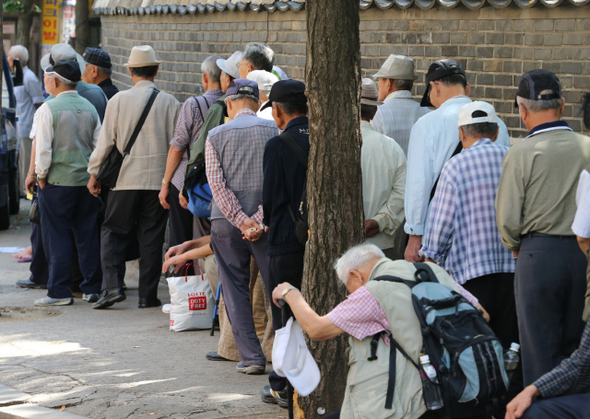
[299,0,363,417]
[15,0,35,48]
[74,0,90,54]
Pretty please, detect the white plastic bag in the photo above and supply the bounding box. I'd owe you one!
[167,264,214,332]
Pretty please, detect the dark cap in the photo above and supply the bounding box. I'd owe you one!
[420,59,466,107]
[45,59,81,83]
[226,78,259,100]
[260,79,306,111]
[514,69,561,108]
[83,47,112,69]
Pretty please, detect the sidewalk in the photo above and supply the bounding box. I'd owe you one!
[0,201,284,419]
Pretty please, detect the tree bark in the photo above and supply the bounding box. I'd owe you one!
[15,0,35,48]
[74,0,90,54]
[299,0,363,417]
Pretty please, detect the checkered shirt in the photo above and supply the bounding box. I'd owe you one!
[82,47,112,69]
[534,318,590,398]
[205,108,278,228]
[420,138,515,285]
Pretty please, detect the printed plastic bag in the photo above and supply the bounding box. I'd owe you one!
[167,263,214,332]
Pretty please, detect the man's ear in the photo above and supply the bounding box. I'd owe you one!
[465,83,471,97]
[458,126,466,143]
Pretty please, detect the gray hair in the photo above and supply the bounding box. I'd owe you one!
[333,243,384,286]
[49,73,78,88]
[96,65,112,77]
[461,122,498,140]
[516,92,562,113]
[201,55,222,84]
[394,79,413,91]
[225,94,258,105]
[243,43,275,72]
[9,45,29,65]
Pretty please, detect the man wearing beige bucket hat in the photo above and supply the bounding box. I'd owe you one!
[88,45,180,310]
[371,55,429,155]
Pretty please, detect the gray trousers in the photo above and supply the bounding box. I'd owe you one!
[515,233,587,385]
[210,218,271,366]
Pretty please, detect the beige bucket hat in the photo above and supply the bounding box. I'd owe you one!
[373,54,418,81]
[124,45,161,68]
[360,78,383,106]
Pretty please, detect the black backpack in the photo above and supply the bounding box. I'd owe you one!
[372,263,508,419]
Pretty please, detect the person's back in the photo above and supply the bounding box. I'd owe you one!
[76,82,107,122]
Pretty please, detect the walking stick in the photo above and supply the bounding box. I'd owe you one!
[210,281,221,336]
[280,299,294,419]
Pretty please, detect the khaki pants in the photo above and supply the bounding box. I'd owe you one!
[18,137,32,197]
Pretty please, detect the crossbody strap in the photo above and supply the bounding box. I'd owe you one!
[123,88,160,155]
[429,141,463,203]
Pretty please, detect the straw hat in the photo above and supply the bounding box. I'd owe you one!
[124,45,161,68]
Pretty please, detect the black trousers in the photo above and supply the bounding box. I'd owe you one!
[168,183,194,247]
[522,393,590,419]
[101,190,168,300]
[29,222,48,285]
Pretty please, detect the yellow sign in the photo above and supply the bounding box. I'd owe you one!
[42,0,59,46]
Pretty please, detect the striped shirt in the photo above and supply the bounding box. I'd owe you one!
[420,138,515,285]
[371,90,430,155]
[572,169,590,239]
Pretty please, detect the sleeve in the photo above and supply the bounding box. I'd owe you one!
[170,98,196,151]
[262,143,275,227]
[25,74,45,105]
[495,148,526,251]
[33,104,54,179]
[534,319,590,398]
[372,143,406,235]
[404,121,434,236]
[87,97,118,175]
[92,114,102,147]
[205,138,248,228]
[572,170,590,238]
[420,167,457,263]
[456,283,479,307]
[495,120,511,148]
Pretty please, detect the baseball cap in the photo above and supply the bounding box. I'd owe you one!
[216,51,243,80]
[83,47,112,69]
[372,54,418,81]
[246,70,279,92]
[458,101,498,127]
[260,79,306,111]
[272,317,321,397]
[45,59,81,83]
[360,78,383,106]
[421,59,466,107]
[226,78,259,100]
[40,43,86,73]
[514,69,562,108]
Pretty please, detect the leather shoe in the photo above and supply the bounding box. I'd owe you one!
[261,385,288,408]
[206,351,231,362]
[138,298,161,308]
[92,288,126,309]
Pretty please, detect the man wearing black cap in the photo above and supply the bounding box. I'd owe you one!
[30,60,102,306]
[260,79,309,406]
[403,59,510,263]
[496,69,590,387]
[82,47,119,100]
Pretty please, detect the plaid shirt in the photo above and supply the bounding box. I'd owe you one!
[534,318,590,398]
[420,138,515,285]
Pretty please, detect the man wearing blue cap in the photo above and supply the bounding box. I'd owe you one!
[82,47,119,100]
[205,78,279,375]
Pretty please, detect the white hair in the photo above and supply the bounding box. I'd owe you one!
[49,73,77,88]
[516,92,562,113]
[333,243,385,286]
[201,55,222,84]
[243,43,275,72]
[9,45,29,66]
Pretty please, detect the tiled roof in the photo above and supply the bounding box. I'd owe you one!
[92,0,590,16]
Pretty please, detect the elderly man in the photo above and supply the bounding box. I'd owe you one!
[271,243,482,419]
[206,79,278,375]
[8,45,45,197]
[496,69,590,386]
[246,70,279,120]
[239,43,275,78]
[404,59,510,263]
[81,47,118,99]
[31,60,102,306]
[371,55,429,155]
[160,55,224,247]
[88,46,180,309]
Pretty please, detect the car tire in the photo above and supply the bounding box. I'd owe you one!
[0,184,10,230]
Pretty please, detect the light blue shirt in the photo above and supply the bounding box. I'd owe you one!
[573,169,590,239]
[15,66,45,139]
[404,96,510,236]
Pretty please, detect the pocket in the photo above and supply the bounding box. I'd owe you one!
[211,219,231,239]
[348,371,394,419]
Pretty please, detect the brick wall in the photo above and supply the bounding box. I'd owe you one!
[100,6,590,138]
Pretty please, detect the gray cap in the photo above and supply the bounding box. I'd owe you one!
[360,78,383,106]
[216,51,243,80]
[40,43,86,74]
[373,54,417,81]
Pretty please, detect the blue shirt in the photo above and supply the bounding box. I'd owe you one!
[404,96,511,236]
[420,138,515,284]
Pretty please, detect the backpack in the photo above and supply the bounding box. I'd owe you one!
[373,263,508,419]
[278,131,309,246]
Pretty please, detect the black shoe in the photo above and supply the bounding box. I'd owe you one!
[261,385,288,408]
[92,288,126,309]
[206,351,231,362]
[138,298,161,308]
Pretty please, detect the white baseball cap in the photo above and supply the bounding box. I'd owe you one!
[216,51,243,80]
[272,317,321,397]
[458,101,499,127]
[246,70,279,92]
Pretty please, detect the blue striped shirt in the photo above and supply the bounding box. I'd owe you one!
[420,138,515,285]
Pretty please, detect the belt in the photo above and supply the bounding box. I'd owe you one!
[522,232,575,239]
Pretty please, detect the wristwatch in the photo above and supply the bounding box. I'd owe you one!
[162,179,170,185]
[281,286,298,299]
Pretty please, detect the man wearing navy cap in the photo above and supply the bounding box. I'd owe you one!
[82,47,119,100]
[31,59,102,306]
[205,78,279,375]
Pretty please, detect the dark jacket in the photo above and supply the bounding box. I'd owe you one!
[263,116,309,256]
[98,78,119,100]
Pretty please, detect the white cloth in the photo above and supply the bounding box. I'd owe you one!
[371,90,430,155]
[404,96,510,237]
[573,169,590,238]
[32,91,101,178]
[15,66,45,139]
[361,120,406,250]
[256,101,274,121]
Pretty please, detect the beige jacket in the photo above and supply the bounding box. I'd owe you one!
[87,80,180,190]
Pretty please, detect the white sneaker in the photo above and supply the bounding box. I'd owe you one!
[162,304,171,314]
[34,296,73,306]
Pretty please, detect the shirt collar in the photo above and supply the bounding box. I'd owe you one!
[205,88,223,97]
[235,108,257,119]
[439,95,471,109]
[467,137,493,150]
[98,78,113,87]
[55,90,79,97]
[361,120,374,129]
[526,120,572,138]
[285,116,308,131]
[384,90,414,102]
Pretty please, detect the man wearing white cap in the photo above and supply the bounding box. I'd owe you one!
[88,45,180,310]
[371,55,429,155]
[359,78,406,260]
[246,70,279,120]
[420,101,518,355]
